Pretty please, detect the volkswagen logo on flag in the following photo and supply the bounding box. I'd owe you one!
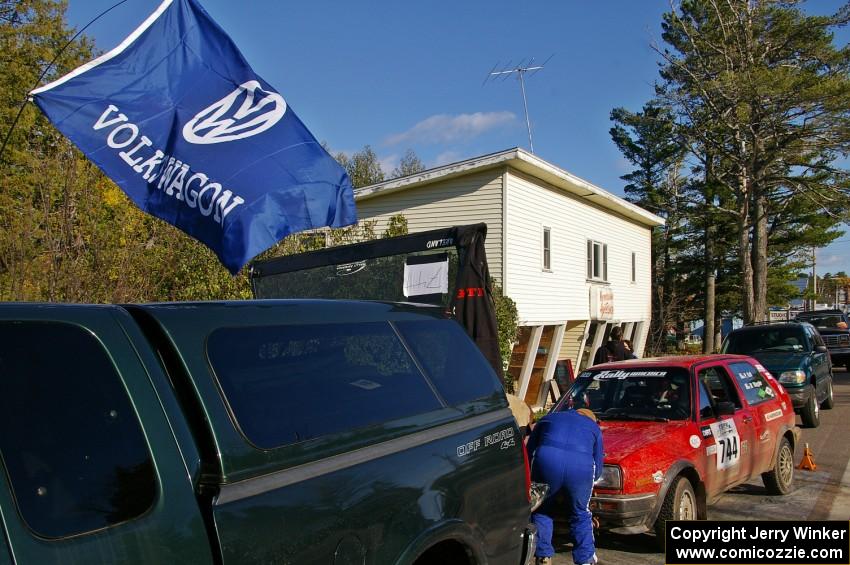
[183,80,286,144]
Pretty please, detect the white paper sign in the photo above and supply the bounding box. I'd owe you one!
[403,258,449,297]
[710,418,740,470]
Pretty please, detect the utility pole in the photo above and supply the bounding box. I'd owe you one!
[811,246,817,310]
[484,56,553,154]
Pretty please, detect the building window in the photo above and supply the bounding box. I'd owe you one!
[543,227,551,271]
[631,252,636,283]
[587,240,608,281]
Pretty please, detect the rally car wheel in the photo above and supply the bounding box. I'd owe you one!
[762,437,794,495]
[821,379,835,410]
[800,385,820,428]
[654,476,696,542]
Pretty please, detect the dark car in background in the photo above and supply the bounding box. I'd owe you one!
[795,309,850,369]
[721,322,833,427]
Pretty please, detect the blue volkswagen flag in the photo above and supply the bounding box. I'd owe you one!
[30,0,356,274]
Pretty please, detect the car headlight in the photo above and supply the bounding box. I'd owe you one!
[595,465,622,490]
[779,370,806,385]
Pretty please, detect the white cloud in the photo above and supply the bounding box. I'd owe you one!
[385,111,517,146]
[817,253,846,268]
[378,153,400,175]
[615,156,632,173]
[432,150,463,167]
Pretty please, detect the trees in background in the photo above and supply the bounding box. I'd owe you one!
[335,145,425,188]
[610,103,694,352]
[817,271,849,306]
[659,0,850,323]
[391,149,425,178]
[335,145,385,188]
[0,1,430,303]
[613,0,850,347]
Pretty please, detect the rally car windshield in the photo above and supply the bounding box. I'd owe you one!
[559,368,692,422]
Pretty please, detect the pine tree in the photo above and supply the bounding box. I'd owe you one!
[610,102,694,352]
[656,0,850,322]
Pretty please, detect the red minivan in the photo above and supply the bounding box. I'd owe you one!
[552,355,799,540]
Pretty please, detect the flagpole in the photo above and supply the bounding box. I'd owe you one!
[0,0,130,165]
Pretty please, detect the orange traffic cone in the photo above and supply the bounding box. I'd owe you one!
[797,443,817,471]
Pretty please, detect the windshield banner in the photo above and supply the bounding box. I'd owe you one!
[30,0,356,274]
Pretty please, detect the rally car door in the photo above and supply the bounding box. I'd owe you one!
[695,363,756,493]
[726,360,784,475]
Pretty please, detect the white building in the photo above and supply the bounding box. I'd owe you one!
[355,148,664,407]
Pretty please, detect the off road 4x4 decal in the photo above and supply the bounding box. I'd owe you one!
[456,427,515,457]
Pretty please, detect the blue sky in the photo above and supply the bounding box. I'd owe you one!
[64,0,849,274]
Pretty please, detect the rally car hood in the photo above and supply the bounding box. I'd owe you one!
[599,420,693,463]
[749,351,807,375]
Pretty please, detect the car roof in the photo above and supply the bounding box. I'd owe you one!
[730,322,808,332]
[796,309,845,316]
[587,354,753,371]
[0,299,448,323]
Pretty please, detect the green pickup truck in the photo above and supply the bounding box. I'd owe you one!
[0,300,535,564]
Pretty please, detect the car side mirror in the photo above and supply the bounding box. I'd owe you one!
[815,345,828,354]
[715,401,736,416]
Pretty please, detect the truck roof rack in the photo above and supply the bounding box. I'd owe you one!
[744,320,802,327]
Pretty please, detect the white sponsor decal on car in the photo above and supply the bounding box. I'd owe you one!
[710,419,741,470]
[689,435,701,449]
[593,370,667,380]
[764,408,783,422]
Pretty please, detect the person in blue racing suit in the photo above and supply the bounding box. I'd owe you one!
[526,408,603,565]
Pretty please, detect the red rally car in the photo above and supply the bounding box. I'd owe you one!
[552,355,799,538]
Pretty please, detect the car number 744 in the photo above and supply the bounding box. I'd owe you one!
[709,419,741,470]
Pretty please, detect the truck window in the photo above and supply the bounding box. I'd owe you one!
[394,319,503,406]
[0,322,156,539]
[207,322,444,449]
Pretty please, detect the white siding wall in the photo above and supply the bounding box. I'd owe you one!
[355,169,505,282]
[505,170,652,325]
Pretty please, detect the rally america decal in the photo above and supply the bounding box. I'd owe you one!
[710,419,741,470]
[593,370,667,380]
[456,427,515,457]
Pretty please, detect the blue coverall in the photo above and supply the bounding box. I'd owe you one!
[526,410,604,564]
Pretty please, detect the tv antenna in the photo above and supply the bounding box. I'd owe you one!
[484,55,553,154]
